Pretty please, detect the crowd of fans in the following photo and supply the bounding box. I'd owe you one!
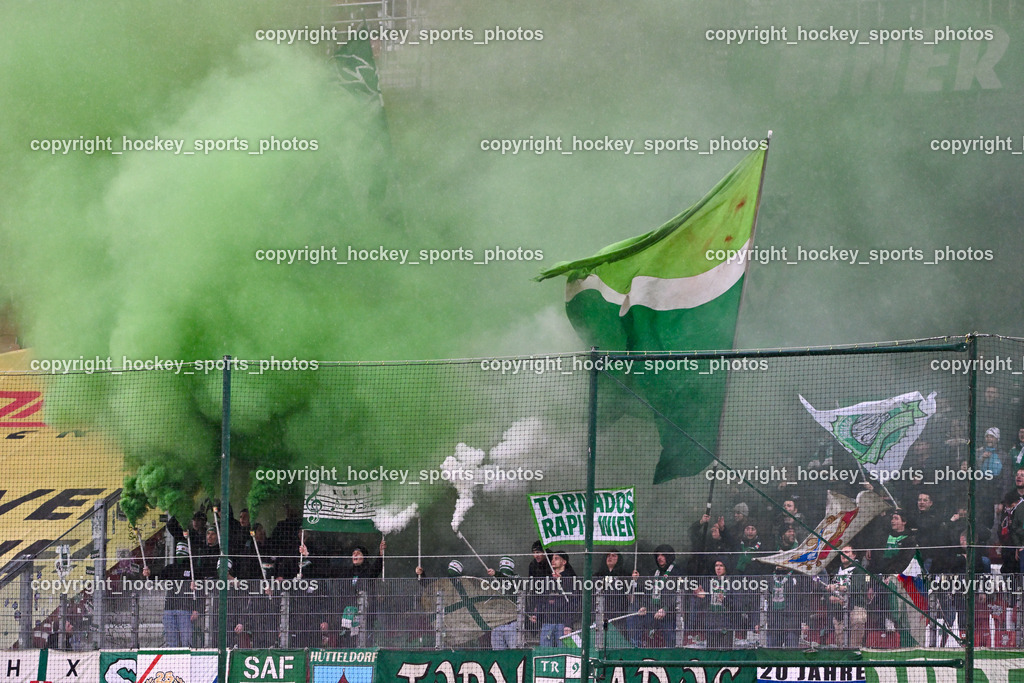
[38,386,1024,650]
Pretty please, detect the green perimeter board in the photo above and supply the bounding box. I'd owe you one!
[229,650,307,683]
[375,650,529,683]
[860,649,1024,683]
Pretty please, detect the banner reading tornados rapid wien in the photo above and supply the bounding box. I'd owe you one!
[529,488,634,546]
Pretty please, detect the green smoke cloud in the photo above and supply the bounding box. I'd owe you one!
[3,0,1022,558]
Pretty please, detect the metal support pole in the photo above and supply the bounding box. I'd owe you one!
[357,590,369,647]
[131,592,140,649]
[581,349,600,683]
[279,592,290,648]
[92,498,108,648]
[435,588,443,650]
[218,356,232,683]
[515,591,525,649]
[18,559,33,648]
[59,593,69,650]
[965,335,978,683]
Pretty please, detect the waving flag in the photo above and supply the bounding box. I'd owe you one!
[757,491,890,575]
[800,391,937,476]
[536,144,770,482]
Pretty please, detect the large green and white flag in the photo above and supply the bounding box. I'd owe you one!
[537,145,769,482]
[800,391,937,476]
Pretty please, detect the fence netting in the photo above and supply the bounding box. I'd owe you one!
[2,336,1023,664]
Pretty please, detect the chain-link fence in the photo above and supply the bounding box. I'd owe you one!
[1,335,1021,658]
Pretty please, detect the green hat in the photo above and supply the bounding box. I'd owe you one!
[498,556,516,577]
[447,560,464,577]
[175,542,189,557]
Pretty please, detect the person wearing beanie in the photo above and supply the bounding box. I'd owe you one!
[978,426,1008,518]
[240,523,280,647]
[526,541,552,638]
[490,556,519,650]
[332,540,386,647]
[594,548,630,627]
[528,540,551,577]
[142,541,198,647]
[636,544,678,647]
[692,559,739,648]
[189,511,207,539]
[731,503,750,532]
[197,523,220,580]
[529,550,579,647]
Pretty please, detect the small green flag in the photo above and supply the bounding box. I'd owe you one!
[303,480,379,533]
[537,145,769,482]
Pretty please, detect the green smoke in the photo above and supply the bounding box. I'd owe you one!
[3,0,1022,557]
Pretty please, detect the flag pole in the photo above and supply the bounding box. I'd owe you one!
[417,516,422,581]
[456,531,490,573]
[212,505,222,549]
[730,130,772,339]
[134,526,149,574]
[184,531,196,596]
[702,465,719,549]
[250,530,270,594]
[709,134,771,534]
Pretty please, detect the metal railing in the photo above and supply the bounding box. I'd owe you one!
[21,572,1024,651]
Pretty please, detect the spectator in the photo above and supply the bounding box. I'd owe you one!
[594,547,630,624]
[776,526,799,553]
[269,504,303,579]
[144,541,198,648]
[197,524,220,580]
[933,531,989,645]
[189,511,207,539]
[980,386,1016,446]
[240,523,270,581]
[529,540,551,577]
[995,468,1024,573]
[529,550,578,647]
[735,524,766,575]
[1010,429,1024,470]
[490,556,520,650]
[291,531,335,648]
[944,419,970,467]
[637,544,678,647]
[871,511,916,576]
[774,500,805,539]
[908,493,946,573]
[766,568,803,648]
[978,427,1008,518]
[335,541,386,646]
[690,514,735,574]
[245,540,281,649]
[731,503,751,533]
[826,546,868,647]
[694,559,740,648]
